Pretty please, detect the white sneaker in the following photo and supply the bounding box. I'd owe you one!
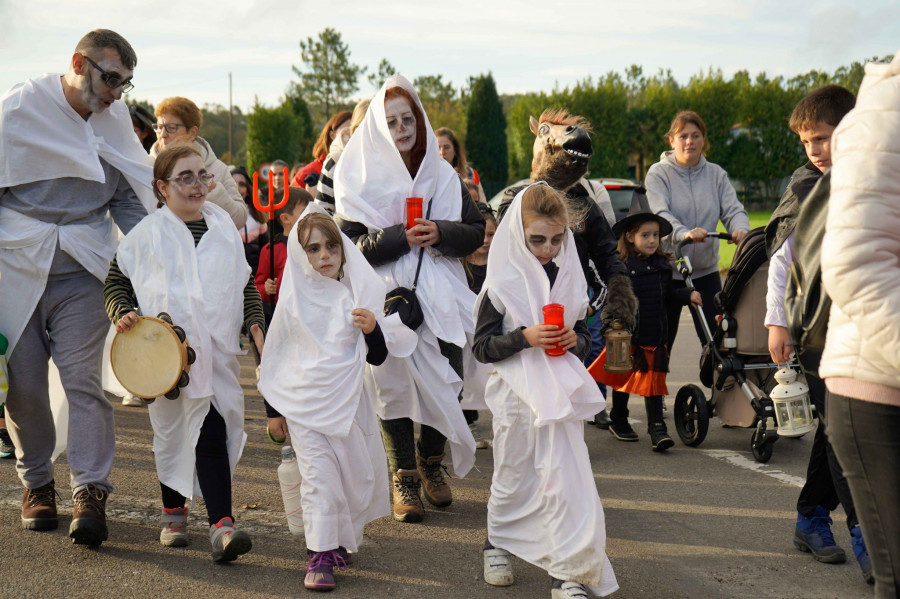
[160,507,188,547]
[551,580,590,598]
[469,423,490,450]
[483,548,514,586]
[121,394,145,407]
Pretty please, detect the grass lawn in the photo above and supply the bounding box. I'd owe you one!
[717,211,772,271]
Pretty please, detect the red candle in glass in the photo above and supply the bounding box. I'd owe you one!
[542,303,566,356]
[406,197,423,231]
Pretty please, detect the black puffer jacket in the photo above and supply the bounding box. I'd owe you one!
[337,181,485,267]
[625,253,693,347]
[499,183,627,294]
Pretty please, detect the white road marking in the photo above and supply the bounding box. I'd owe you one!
[702,449,806,487]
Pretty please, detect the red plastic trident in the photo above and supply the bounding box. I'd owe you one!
[253,167,290,303]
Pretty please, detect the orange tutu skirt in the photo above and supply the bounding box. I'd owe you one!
[588,346,668,397]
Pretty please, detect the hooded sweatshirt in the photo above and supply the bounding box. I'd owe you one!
[645,151,749,279]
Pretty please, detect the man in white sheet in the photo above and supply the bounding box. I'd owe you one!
[0,29,153,547]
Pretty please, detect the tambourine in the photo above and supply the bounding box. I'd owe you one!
[110,312,195,401]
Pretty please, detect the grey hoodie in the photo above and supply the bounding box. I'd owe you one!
[645,151,749,279]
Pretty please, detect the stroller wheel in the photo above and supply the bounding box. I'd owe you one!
[751,429,775,463]
[674,384,710,447]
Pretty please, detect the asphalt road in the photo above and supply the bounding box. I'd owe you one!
[0,312,874,599]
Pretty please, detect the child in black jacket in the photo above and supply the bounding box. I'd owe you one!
[590,191,700,451]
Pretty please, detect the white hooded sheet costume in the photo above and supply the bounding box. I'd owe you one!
[0,73,156,461]
[258,204,417,552]
[333,75,476,476]
[114,202,249,499]
[475,183,618,595]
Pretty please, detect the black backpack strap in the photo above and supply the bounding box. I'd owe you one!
[411,198,434,291]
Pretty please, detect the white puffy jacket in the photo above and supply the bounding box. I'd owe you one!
[820,49,900,390]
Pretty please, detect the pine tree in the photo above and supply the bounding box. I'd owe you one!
[466,73,508,191]
[292,28,366,123]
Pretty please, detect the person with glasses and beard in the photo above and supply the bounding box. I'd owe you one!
[0,29,156,548]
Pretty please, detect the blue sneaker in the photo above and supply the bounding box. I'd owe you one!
[794,506,846,563]
[850,525,874,584]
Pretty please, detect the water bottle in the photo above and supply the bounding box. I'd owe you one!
[277,445,304,537]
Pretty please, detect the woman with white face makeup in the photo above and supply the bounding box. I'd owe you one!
[334,75,485,524]
[644,110,750,349]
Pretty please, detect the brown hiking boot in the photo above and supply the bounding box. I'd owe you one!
[391,469,424,523]
[21,480,59,531]
[69,483,109,546]
[416,453,452,508]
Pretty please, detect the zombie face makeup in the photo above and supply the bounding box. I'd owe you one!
[385,96,417,157]
[303,226,344,280]
[523,215,566,265]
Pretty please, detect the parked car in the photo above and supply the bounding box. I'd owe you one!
[488,178,639,225]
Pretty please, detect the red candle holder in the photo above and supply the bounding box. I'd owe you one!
[542,303,566,356]
[406,197,423,233]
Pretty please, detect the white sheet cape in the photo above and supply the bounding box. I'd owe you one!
[0,74,154,459]
[477,183,616,595]
[259,204,415,551]
[258,203,417,436]
[114,203,249,499]
[333,74,476,475]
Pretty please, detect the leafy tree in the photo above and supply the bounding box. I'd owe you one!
[368,58,397,90]
[505,92,548,181]
[198,104,248,165]
[466,73,508,190]
[245,95,313,174]
[414,74,466,136]
[284,83,316,159]
[292,28,366,123]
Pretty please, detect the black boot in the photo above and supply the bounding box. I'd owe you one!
[593,410,611,429]
[648,422,674,452]
[609,419,638,441]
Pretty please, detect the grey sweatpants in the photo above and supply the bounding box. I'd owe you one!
[5,272,115,494]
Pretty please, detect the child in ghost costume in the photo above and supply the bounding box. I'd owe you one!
[258,206,417,591]
[334,75,484,521]
[104,144,265,562]
[472,183,618,598]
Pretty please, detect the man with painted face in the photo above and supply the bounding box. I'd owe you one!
[0,29,153,547]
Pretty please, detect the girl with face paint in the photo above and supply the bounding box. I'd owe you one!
[333,75,485,524]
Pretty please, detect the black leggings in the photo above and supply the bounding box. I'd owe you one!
[827,391,900,598]
[380,340,463,472]
[667,272,722,350]
[610,391,665,427]
[160,404,232,525]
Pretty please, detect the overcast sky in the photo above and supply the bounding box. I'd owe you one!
[1,0,897,113]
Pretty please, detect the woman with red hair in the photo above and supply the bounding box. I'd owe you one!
[334,75,484,524]
[291,111,352,189]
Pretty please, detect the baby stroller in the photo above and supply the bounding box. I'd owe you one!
[671,228,807,463]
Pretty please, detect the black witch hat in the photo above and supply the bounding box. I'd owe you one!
[611,186,673,238]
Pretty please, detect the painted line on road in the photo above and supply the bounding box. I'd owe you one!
[603,497,796,520]
[701,449,806,487]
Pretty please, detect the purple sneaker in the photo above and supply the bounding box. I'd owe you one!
[304,549,348,591]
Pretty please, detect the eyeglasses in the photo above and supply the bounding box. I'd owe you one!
[82,55,134,93]
[167,173,215,187]
[152,123,189,134]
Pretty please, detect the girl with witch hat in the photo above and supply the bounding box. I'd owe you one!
[588,188,700,451]
[258,205,416,591]
[473,182,618,598]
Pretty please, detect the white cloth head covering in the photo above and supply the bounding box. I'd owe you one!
[475,182,604,424]
[333,74,472,346]
[258,204,416,437]
[0,73,155,213]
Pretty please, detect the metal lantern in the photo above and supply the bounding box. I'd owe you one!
[769,367,815,437]
[603,320,633,374]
